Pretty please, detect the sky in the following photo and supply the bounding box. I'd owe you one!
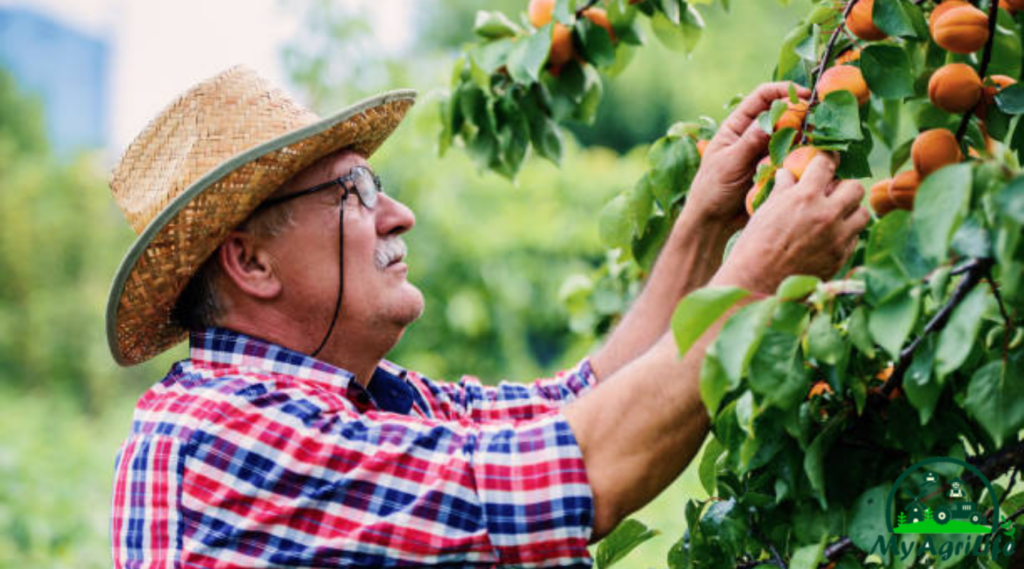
[0,0,413,154]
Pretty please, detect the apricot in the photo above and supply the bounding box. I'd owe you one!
[528,0,554,26]
[931,4,989,54]
[928,63,982,113]
[808,381,834,399]
[696,139,710,158]
[775,99,809,133]
[817,65,871,106]
[1002,0,1024,12]
[977,74,1018,117]
[835,47,862,65]
[847,0,888,41]
[782,146,821,180]
[529,0,575,66]
[889,169,920,210]
[911,129,962,178]
[929,1,970,34]
[583,7,616,43]
[869,179,897,217]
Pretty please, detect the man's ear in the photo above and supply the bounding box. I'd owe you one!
[217,231,282,300]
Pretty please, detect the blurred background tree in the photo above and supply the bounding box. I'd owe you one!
[0,0,810,567]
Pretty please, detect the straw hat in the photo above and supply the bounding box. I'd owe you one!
[106,65,416,366]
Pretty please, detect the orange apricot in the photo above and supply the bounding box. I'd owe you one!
[745,182,764,216]
[549,23,574,66]
[889,169,920,210]
[775,99,809,132]
[528,0,554,26]
[818,65,871,106]
[583,7,616,43]
[977,74,1018,117]
[930,1,971,34]
[835,47,862,65]
[696,139,710,158]
[869,179,897,217]
[931,3,990,54]
[1002,0,1024,11]
[847,0,888,41]
[808,381,834,399]
[782,146,821,180]
[911,128,962,178]
[928,63,982,113]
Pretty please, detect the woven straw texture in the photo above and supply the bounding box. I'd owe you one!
[107,66,415,365]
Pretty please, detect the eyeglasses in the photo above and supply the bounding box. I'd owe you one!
[257,165,382,212]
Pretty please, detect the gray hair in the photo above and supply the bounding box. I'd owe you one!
[170,204,295,331]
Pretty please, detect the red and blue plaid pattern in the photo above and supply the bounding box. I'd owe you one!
[111,328,597,568]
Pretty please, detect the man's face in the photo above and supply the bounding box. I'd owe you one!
[264,150,424,346]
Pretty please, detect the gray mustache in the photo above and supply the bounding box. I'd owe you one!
[374,237,407,270]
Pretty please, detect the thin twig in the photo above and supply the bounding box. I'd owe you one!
[1007,507,1024,525]
[880,258,991,397]
[798,0,859,145]
[750,521,787,568]
[955,0,1000,142]
[821,537,854,566]
[574,0,601,17]
[985,273,1016,360]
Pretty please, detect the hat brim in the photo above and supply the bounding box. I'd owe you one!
[106,89,416,366]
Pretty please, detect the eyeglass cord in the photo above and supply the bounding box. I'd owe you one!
[309,204,344,358]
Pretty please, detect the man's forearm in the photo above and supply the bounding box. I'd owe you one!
[564,293,748,540]
[590,206,735,381]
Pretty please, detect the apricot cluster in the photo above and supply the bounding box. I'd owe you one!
[528,0,615,71]
[870,128,963,217]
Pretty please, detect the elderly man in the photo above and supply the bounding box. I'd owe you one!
[108,67,867,567]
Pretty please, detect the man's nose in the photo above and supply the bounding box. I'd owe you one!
[375,194,415,236]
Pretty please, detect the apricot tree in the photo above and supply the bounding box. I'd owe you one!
[441,0,1024,567]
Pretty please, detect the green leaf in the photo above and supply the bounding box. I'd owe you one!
[716,299,778,383]
[850,485,890,554]
[873,0,917,38]
[769,128,797,165]
[996,83,1024,115]
[913,164,972,264]
[699,437,725,496]
[904,336,940,425]
[804,415,846,508]
[572,64,604,125]
[595,518,660,569]
[469,38,515,75]
[965,354,1024,448]
[647,135,700,209]
[789,540,825,569]
[810,91,863,142]
[521,88,564,165]
[807,311,844,366]
[700,343,731,415]
[651,5,704,53]
[599,194,632,250]
[507,24,553,84]
[577,18,616,68]
[935,286,994,377]
[671,286,750,357]
[473,10,522,39]
[776,275,820,301]
[848,306,876,359]
[748,330,810,410]
[869,286,921,359]
[999,176,1024,224]
[860,45,914,100]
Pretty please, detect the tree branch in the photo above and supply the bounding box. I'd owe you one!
[966,440,1024,485]
[574,0,601,17]
[880,258,991,398]
[798,0,858,145]
[985,272,1017,360]
[955,0,1000,142]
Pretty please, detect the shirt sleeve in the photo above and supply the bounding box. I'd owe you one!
[407,357,601,423]
[177,380,595,568]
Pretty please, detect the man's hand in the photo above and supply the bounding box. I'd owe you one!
[714,153,870,293]
[685,82,811,233]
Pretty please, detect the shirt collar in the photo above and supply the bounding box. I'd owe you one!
[188,327,416,414]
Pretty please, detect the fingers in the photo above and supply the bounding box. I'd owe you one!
[773,167,798,194]
[796,154,839,194]
[720,82,813,138]
[732,121,771,164]
[829,180,866,217]
[841,206,871,241]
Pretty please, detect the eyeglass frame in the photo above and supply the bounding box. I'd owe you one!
[255,165,382,212]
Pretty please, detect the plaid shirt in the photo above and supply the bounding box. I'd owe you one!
[111,328,598,568]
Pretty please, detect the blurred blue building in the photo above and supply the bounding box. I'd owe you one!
[0,7,110,156]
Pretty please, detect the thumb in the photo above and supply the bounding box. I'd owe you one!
[733,121,771,164]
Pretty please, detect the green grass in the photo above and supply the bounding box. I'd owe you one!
[895,519,991,535]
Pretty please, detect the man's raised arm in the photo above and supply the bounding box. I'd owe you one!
[566,154,870,539]
[590,82,814,381]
